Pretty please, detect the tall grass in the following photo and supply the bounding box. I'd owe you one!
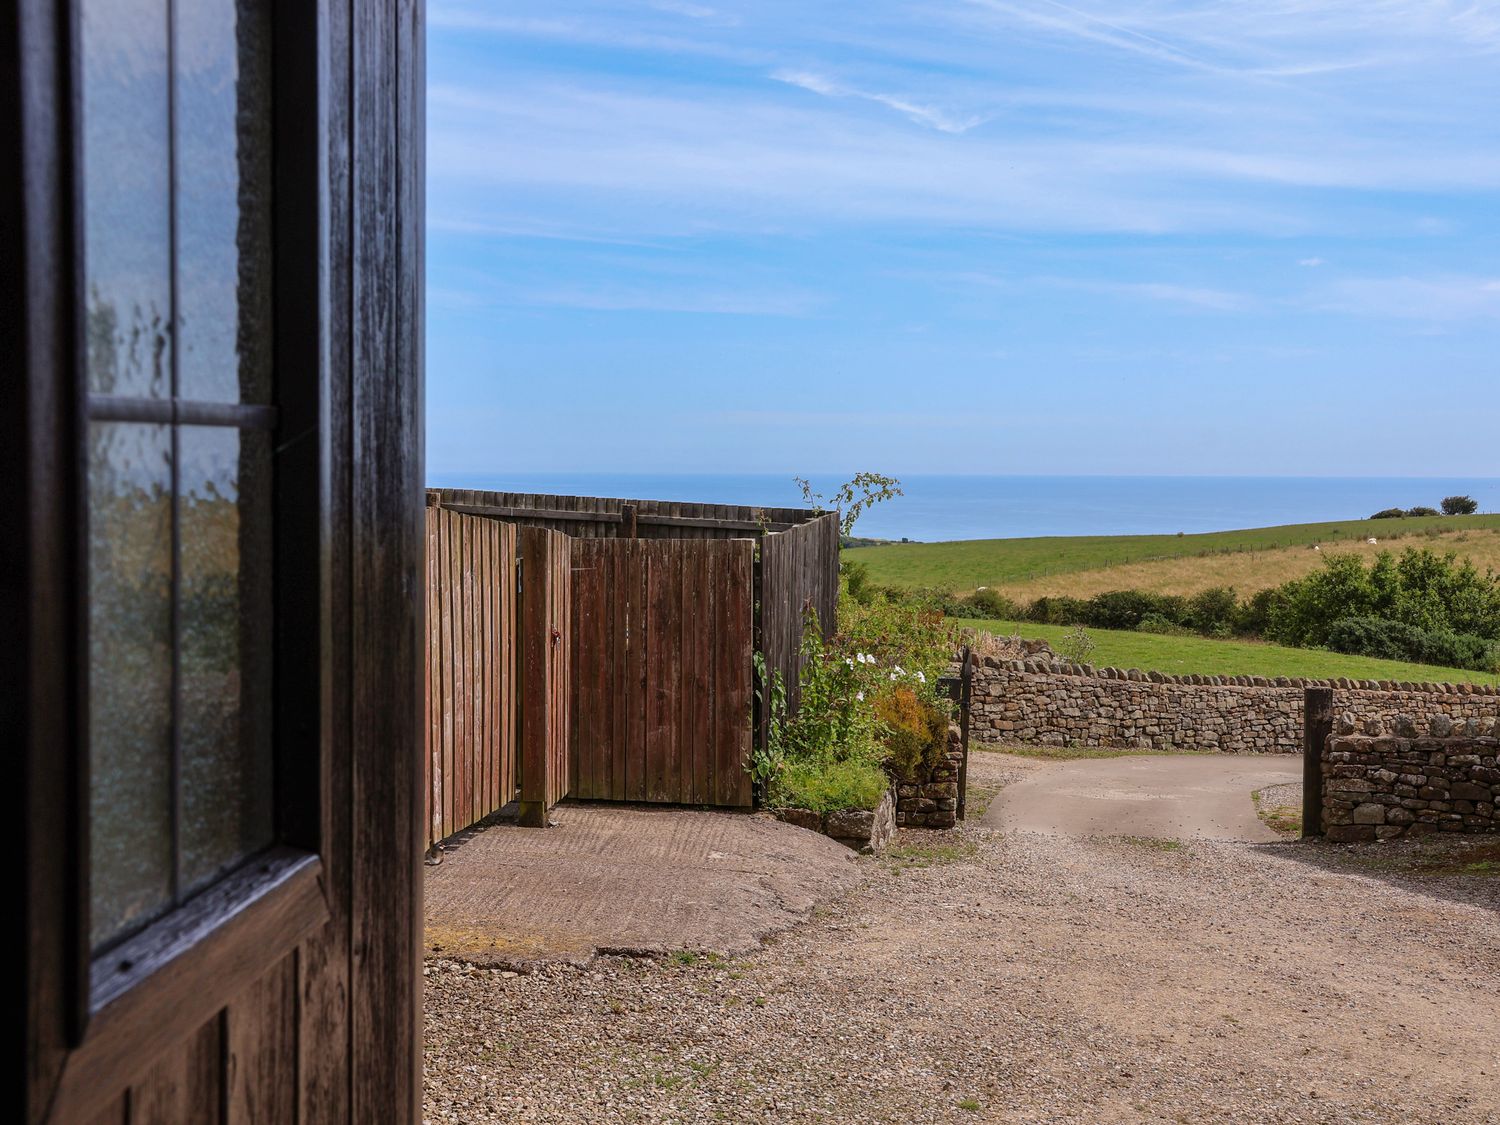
[851,515,1500,593]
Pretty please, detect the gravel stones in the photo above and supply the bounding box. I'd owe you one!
[424,750,1500,1123]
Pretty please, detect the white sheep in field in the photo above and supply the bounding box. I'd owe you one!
[1367,537,1379,545]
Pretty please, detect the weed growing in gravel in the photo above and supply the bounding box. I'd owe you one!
[957,1098,982,1112]
[1117,835,1185,853]
[1251,788,1302,835]
[884,837,980,868]
[964,783,1001,819]
[670,950,698,966]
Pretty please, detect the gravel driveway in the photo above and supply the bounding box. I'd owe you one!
[425,750,1500,1124]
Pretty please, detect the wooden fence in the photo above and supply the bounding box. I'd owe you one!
[424,503,517,850]
[518,527,572,826]
[570,537,756,808]
[423,489,840,841]
[760,511,842,722]
[431,487,811,540]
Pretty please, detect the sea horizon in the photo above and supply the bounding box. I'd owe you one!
[428,472,1500,544]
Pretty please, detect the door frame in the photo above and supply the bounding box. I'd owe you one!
[5,1,427,1120]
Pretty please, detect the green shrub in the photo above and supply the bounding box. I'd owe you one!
[1370,508,1406,520]
[1187,587,1238,634]
[1136,613,1191,636]
[1027,595,1090,626]
[964,588,1020,620]
[1405,506,1440,517]
[1442,495,1479,516]
[875,686,948,779]
[1326,616,1499,672]
[841,559,875,606]
[1084,590,1188,631]
[769,758,889,813]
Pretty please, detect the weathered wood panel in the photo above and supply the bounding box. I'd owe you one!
[424,506,516,848]
[759,512,841,730]
[518,527,572,825]
[15,0,427,1120]
[569,538,755,808]
[430,486,813,541]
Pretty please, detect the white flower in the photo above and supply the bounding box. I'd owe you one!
[915,671,926,683]
[844,657,855,668]
[890,672,899,681]
[856,691,865,702]
[894,665,905,676]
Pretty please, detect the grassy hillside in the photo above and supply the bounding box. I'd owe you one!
[852,514,1500,594]
[992,528,1500,602]
[955,618,1500,686]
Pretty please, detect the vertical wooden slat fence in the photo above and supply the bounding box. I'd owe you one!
[424,504,516,849]
[759,511,842,725]
[568,537,756,808]
[518,526,572,826]
[425,490,837,822]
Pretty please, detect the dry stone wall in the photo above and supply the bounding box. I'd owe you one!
[1322,715,1500,841]
[891,725,964,829]
[968,656,1500,755]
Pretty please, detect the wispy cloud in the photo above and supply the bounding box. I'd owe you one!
[521,285,825,317]
[709,410,1011,429]
[1312,275,1500,321]
[1299,257,1325,268]
[771,69,986,134]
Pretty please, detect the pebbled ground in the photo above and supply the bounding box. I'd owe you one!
[424,750,1500,1124]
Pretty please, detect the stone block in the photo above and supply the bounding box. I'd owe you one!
[1351,803,1386,825]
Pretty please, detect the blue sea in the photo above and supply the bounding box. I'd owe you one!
[429,473,1500,544]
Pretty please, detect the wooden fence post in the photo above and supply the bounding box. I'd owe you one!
[519,527,571,827]
[1303,686,1334,838]
[956,646,973,820]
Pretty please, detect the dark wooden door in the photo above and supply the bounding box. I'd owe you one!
[569,538,756,808]
[7,1,426,1121]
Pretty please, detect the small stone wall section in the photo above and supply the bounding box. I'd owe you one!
[773,788,896,855]
[1322,715,1500,841]
[892,725,963,829]
[968,656,1500,754]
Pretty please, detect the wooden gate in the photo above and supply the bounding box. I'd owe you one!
[425,504,518,849]
[760,511,842,721]
[570,538,756,808]
[518,527,572,825]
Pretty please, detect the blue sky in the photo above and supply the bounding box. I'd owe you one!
[426,1,1500,477]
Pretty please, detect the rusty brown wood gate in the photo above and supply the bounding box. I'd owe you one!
[424,490,840,842]
[570,538,756,808]
[425,504,518,849]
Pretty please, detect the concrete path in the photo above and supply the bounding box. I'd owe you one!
[423,803,861,967]
[983,753,1301,841]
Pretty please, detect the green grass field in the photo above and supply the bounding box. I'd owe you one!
[853,513,1500,591]
[953,618,1500,686]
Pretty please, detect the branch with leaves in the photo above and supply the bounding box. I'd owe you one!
[795,472,903,536]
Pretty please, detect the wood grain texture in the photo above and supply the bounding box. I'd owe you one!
[759,512,841,739]
[130,1015,221,1125]
[566,537,756,809]
[349,0,425,1117]
[225,955,296,1124]
[518,527,572,824]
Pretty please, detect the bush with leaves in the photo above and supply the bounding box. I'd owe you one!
[1326,616,1499,673]
[1442,495,1480,516]
[875,686,949,780]
[796,472,903,536]
[1266,548,1500,649]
